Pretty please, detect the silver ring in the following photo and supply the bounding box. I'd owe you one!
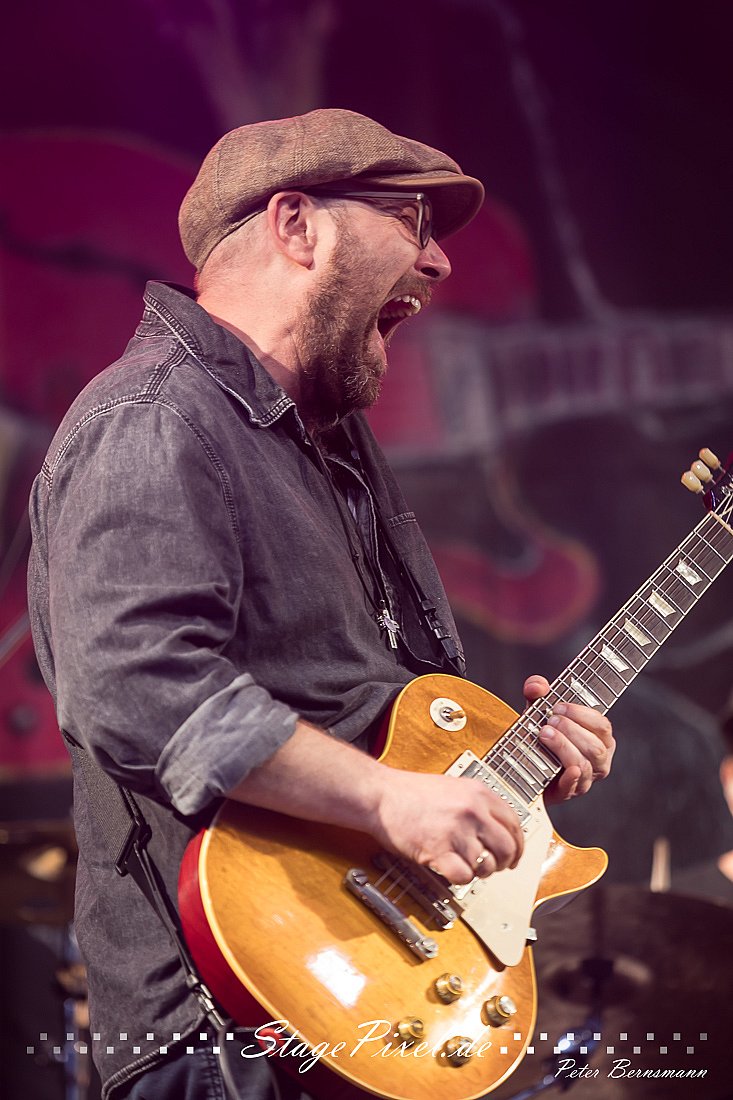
[475,848,490,867]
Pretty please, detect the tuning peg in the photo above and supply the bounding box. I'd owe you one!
[698,447,721,470]
[691,460,714,483]
[681,471,703,493]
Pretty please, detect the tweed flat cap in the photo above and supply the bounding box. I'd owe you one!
[179,108,485,270]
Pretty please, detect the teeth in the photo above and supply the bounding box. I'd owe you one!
[381,295,422,317]
[397,295,421,313]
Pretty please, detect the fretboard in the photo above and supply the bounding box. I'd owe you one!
[483,505,733,805]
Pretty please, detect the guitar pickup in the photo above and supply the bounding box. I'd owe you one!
[447,750,532,827]
[344,868,439,961]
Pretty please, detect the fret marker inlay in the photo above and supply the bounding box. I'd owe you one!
[648,590,675,617]
[623,619,652,647]
[570,678,601,708]
[601,644,630,673]
[676,559,702,585]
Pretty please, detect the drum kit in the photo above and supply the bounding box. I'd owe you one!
[0,816,100,1100]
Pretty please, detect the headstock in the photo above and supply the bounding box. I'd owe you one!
[681,447,733,518]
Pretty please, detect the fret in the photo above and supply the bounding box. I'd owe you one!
[520,739,556,776]
[630,599,673,644]
[628,607,668,645]
[701,539,726,565]
[573,650,619,696]
[707,510,733,537]
[602,628,645,671]
[650,573,688,613]
[509,741,549,785]
[706,528,733,563]
[621,616,655,651]
[486,714,562,787]
[491,753,536,802]
[568,676,603,709]
[588,653,633,697]
[597,641,633,679]
[495,732,547,784]
[674,558,704,585]
[568,653,619,708]
[507,729,562,779]
[681,547,713,581]
[505,754,543,791]
[669,564,703,599]
[491,743,561,795]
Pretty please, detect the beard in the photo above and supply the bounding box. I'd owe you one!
[294,225,390,434]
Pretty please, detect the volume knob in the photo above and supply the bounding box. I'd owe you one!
[483,994,517,1027]
[395,1017,425,1046]
[443,1036,474,1066]
[434,973,464,1003]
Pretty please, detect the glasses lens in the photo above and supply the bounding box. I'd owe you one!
[419,197,432,249]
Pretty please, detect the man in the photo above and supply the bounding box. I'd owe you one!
[27,109,615,1099]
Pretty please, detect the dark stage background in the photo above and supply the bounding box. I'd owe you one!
[1,3,733,1098]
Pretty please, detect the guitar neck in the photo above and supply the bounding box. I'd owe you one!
[484,507,733,804]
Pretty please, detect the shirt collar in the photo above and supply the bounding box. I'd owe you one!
[141,281,296,429]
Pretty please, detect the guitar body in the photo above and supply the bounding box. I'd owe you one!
[179,674,607,1099]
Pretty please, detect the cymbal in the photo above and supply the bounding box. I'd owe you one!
[0,818,76,924]
[491,884,733,1099]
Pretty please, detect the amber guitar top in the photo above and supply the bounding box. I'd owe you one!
[179,674,607,1100]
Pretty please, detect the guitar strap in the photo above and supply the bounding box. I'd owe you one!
[320,421,465,677]
[370,506,465,675]
[62,729,228,1033]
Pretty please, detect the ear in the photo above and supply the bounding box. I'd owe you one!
[265,191,319,268]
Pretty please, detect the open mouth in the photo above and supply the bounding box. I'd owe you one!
[376,294,423,341]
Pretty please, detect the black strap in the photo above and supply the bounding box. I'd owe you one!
[314,427,465,675]
[369,502,465,675]
[63,731,228,1031]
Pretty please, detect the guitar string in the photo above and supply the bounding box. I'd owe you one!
[486,513,733,799]
[373,859,447,923]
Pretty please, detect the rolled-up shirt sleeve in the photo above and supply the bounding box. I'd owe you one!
[43,396,298,814]
[156,672,296,814]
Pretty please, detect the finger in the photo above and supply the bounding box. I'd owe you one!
[427,851,486,886]
[480,804,525,868]
[551,702,614,745]
[539,724,594,794]
[523,675,550,705]
[552,764,583,801]
[472,847,498,879]
[483,799,525,859]
[542,711,615,781]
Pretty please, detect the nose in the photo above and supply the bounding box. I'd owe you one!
[415,238,452,283]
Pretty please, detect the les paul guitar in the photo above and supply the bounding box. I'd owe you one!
[178,448,733,1100]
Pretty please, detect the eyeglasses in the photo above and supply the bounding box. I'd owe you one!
[309,190,433,251]
[231,190,431,250]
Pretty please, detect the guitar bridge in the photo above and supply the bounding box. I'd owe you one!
[344,868,439,960]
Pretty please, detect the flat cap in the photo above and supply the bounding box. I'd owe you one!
[179,108,485,270]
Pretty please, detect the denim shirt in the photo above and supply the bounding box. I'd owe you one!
[27,282,464,1095]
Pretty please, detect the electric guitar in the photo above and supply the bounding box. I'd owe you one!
[178,448,733,1100]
